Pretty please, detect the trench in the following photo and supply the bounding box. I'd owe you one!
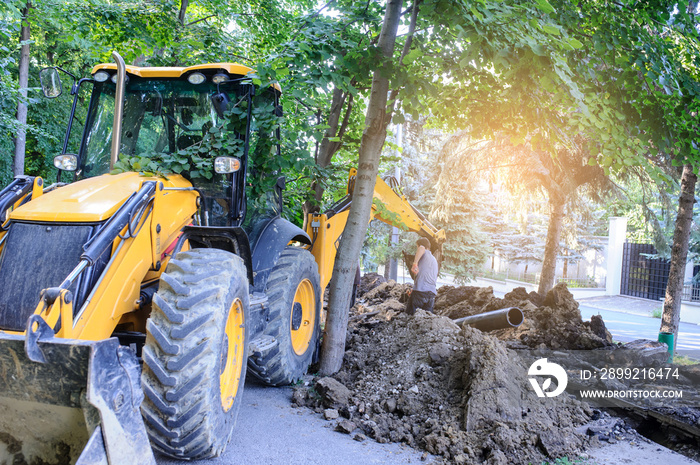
[612,407,700,462]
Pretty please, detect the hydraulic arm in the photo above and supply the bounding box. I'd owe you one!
[306,168,446,289]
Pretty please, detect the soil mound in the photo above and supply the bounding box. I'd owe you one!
[297,311,591,464]
[493,284,613,350]
[361,279,412,306]
[308,277,698,462]
[360,280,612,351]
[357,272,387,296]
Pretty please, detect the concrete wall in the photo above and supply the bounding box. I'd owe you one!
[680,302,700,325]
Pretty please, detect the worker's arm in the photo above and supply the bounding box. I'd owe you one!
[411,245,426,275]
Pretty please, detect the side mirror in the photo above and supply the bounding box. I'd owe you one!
[275,176,285,213]
[211,92,231,119]
[39,67,63,98]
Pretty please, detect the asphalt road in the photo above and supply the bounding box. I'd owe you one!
[156,381,429,465]
[579,304,700,357]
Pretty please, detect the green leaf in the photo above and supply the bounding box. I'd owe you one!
[542,25,560,36]
[535,0,556,14]
[470,6,484,21]
[402,48,421,65]
[567,38,583,49]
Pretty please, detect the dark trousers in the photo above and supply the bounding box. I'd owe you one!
[406,290,436,315]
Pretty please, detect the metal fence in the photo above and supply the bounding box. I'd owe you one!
[480,269,605,288]
[620,242,670,301]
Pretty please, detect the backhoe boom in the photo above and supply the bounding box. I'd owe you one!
[306,168,445,289]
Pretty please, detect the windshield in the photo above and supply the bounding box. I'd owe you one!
[80,78,247,177]
[78,75,282,227]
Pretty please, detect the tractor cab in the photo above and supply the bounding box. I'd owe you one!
[41,62,283,230]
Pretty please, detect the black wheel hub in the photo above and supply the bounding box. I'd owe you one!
[291,302,303,331]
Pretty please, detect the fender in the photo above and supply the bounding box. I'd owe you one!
[251,217,311,292]
[173,226,254,285]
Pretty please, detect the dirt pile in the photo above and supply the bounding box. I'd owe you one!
[357,272,387,297]
[433,285,543,318]
[360,279,412,306]
[305,278,699,463]
[493,284,614,350]
[352,277,412,321]
[296,311,592,464]
[360,279,613,351]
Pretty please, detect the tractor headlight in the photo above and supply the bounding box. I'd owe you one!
[54,154,78,171]
[214,157,241,174]
[187,72,206,85]
[93,70,110,82]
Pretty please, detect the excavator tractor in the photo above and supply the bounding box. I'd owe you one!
[0,52,445,465]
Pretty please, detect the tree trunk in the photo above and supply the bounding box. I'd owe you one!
[537,195,565,295]
[318,0,404,375]
[660,163,697,350]
[13,2,31,177]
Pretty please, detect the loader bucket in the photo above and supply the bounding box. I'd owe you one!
[0,316,155,465]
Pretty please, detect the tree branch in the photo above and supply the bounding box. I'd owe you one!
[386,0,421,123]
[186,14,217,27]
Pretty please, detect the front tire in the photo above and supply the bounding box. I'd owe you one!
[247,247,321,386]
[141,248,249,459]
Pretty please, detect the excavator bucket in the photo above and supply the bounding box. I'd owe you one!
[0,316,155,465]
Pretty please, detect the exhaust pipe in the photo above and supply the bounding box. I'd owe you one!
[454,307,524,332]
[109,51,126,170]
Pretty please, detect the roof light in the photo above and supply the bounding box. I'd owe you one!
[214,157,241,174]
[188,72,206,85]
[110,73,129,84]
[94,70,110,82]
[212,73,229,84]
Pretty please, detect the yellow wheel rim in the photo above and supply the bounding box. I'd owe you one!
[220,298,245,412]
[290,279,316,356]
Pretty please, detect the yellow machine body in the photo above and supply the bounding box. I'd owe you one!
[3,172,197,341]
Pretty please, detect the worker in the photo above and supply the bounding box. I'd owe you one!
[406,237,438,315]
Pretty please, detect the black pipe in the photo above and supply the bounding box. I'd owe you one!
[454,307,524,332]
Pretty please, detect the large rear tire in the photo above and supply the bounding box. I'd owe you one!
[141,248,249,459]
[247,246,321,386]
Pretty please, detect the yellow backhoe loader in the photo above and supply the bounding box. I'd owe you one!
[0,52,445,465]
